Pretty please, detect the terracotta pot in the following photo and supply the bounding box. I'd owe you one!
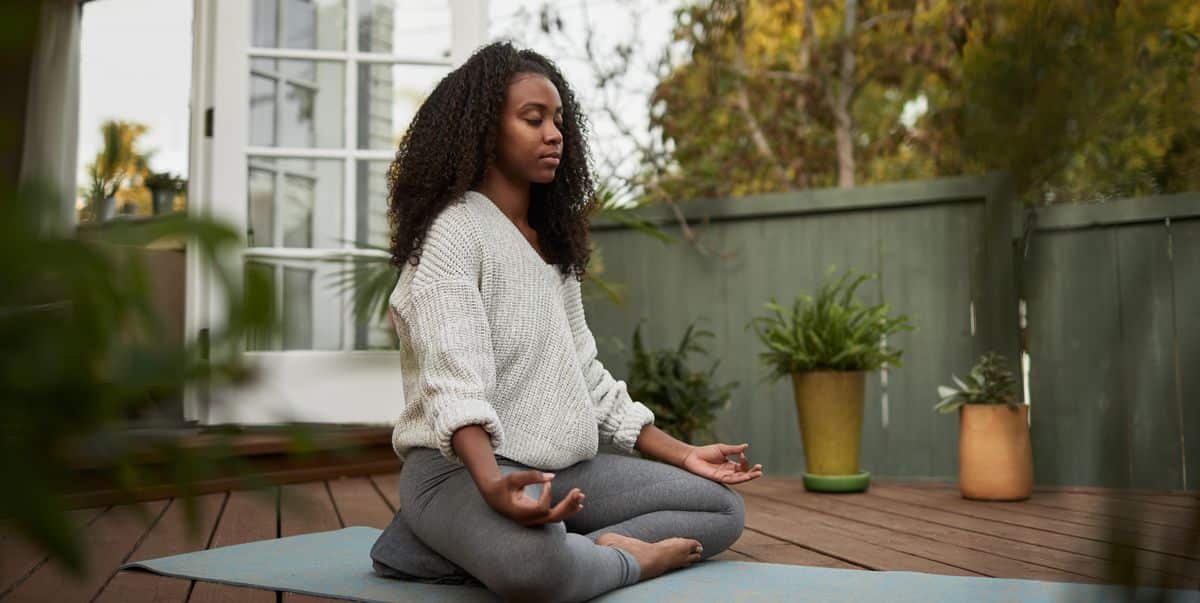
[790,371,866,476]
[958,403,1033,501]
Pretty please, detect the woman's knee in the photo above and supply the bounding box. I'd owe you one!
[481,525,575,601]
[707,485,746,554]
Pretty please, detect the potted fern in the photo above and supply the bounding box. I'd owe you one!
[747,267,912,493]
[934,352,1033,501]
[625,319,739,445]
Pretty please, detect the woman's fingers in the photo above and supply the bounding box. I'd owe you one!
[537,474,554,510]
[547,488,584,522]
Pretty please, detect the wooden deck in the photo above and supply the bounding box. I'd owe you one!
[1,475,1196,601]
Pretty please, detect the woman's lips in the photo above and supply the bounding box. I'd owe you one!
[540,156,560,166]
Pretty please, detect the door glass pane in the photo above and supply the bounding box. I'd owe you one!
[356,63,447,150]
[358,0,450,59]
[249,64,278,147]
[245,261,344,351]
[353,160,395,350]
[248,59,345,148]
[352,263,399,350]
[246,157,343,248]
[282,266,315,349]
[253,0,346,50]
[355,160,390,248]
[245,261,277,351]
[248,162,275,246]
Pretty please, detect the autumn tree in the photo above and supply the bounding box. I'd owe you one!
[959,0,1200,203]
[80,120,154,221]
[647,0,967,200]
[646,0,1199,204]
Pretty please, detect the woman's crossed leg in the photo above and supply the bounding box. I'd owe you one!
[398,449,744,602]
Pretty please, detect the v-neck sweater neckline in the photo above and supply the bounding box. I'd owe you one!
[465,189,560,270]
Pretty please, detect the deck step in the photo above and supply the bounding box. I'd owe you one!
[62,424,398,508]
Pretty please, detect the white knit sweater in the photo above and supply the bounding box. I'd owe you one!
[387,190,656,470]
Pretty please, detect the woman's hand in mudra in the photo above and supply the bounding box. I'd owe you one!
[680,443,763,484]
[481,470,585,527]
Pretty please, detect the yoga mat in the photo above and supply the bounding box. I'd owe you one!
[120,526,1199,602]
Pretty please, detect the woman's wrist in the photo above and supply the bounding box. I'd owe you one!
[676,446,696,467]
[634,424,696,468]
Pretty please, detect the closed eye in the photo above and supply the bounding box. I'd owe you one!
[526,119,564,129]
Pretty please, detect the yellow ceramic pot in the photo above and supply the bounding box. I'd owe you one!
[958,403,1034,501]
[790,371,870,491]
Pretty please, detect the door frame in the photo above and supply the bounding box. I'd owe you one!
[184,0,489,425]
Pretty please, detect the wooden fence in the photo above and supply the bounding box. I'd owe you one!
[585,174,1198,489]
[1020,193,1200,490]
[586,174,1021,483]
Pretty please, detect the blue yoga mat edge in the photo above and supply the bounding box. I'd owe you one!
[116,526,1200,603]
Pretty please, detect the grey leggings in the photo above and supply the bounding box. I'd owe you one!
[397,447,746,603]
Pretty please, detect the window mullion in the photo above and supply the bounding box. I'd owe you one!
[342,0,359,351]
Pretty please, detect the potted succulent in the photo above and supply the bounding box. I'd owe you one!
[747,267,912,493]
[934,352,1033,501]
[625,319,740,444]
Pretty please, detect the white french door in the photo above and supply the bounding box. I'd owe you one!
[185,0,488,425]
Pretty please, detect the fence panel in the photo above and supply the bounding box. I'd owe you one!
[585,174,1018,480]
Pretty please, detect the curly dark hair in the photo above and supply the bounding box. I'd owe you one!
[386,41,597,282]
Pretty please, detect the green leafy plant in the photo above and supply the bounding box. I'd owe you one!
[0,178,293,575]
[746,267,913,382]
[625,319,739,444]
[933,352,1022,414]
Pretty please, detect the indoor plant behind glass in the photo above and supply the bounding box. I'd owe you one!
[934,352,1033,501]
[747,267,913,493]
[145,171,186,215]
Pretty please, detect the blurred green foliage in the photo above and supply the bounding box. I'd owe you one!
[0,179,280,574]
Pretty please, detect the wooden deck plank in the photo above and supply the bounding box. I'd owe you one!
[945,487,1190,552]
[0,507,107,597]
[1116,494,1200,509]
[5,500,169,602]
[279,482,346,603]
[369,472,401,512]
[710,548,756,562]
[733,491,983,576]
[1047,488,1200,510]
[328,477,395,529]
[737,482,1102,584]
[188,488,278,603]
[849,484,1200,588]
[96,493,225,603]
[888,484,1197,556]
[868,483,1200,576]
[1022,492,1199,529]
[731,528,864,569]
[883,480,1200,528]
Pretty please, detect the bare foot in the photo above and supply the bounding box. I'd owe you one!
[595,533,703,581]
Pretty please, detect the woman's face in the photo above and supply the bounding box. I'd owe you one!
[493,72,564,185]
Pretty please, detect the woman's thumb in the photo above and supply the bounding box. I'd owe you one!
[511,470,554,487]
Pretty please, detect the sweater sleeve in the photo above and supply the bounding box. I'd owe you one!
[563,279,654,454]
[393,207,504,465]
